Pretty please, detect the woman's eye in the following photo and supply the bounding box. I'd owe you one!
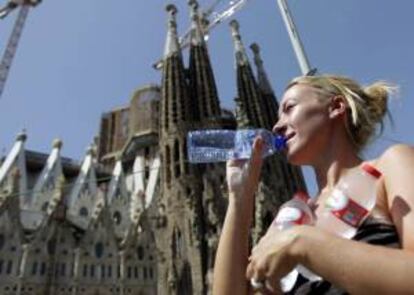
[285,104,295,112]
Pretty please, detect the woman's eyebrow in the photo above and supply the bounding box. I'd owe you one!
[280,98,295,109]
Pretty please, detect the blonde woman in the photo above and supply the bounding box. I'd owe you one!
[213,75,414,294]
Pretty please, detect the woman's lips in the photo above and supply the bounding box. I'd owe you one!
[286,133,296,143]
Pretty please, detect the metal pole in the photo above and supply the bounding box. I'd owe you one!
[276,0,315,75]
[0,5,30,99]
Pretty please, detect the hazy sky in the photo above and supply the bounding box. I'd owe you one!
[1,1,413,194]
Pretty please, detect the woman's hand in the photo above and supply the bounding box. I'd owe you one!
[226,137,264,206]
[246,226,310,293]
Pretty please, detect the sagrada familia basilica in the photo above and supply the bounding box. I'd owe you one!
[0,1,306,294]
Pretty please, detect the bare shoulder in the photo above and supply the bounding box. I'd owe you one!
[377,144,414,168]
[375,144,414,249]
[374,144,414,215]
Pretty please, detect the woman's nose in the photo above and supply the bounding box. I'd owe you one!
[272,119,286,135]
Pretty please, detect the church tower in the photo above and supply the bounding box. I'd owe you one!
[250,43,280,124]
[229,21,307,242]
[187,0,221,128]
[230,20,272,129]
[157,4,207,294]
[250,42,307,196]
[187,1,229,291]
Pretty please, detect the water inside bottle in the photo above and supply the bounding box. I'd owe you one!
[187,129,286,163]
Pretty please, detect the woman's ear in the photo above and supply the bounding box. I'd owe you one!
[329,95,347,119]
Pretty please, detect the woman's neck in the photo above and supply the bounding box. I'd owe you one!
[313,132,362,195]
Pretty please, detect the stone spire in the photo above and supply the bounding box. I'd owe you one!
[250,42,280,124]
[161,4,193,133]
[157,4,207,294]
[229,25,307,245]
[189,0,204,46]
[0,130,27,198]
[229,20,270,129]
[188,0,221,125]
[229,19,249,66]
[164,4,180,59]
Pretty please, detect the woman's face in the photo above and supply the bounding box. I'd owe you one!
[273,83,333,165]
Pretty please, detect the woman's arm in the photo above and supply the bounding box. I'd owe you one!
[295,225,414,294]
[212,197,254,295]
[247,144,414,294]
[379,144,414,250]
[212,138,264,295]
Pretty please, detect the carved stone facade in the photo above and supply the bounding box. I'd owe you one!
[0,134,158,295]
[0,2,306,294]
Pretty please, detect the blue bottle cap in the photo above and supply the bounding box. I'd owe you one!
[273,134,287,150]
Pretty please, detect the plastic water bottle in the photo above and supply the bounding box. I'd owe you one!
[268,191,320,292]
[187,129,287,163]
[316,163,382,239]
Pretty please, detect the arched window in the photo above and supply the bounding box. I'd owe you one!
[90,265,95,278]
[172,227,183,259]
[0,234,4,250]
[182,140,189,174]
[47,239,56,255]
[61,263,66,277]
[108,265,112,278]
[165,146,171,184]
[95,242,104,259]
[40,262,46,276]
[101,265,105,279]
[137,246,144,260]
[31,262,38,275]
[174,139,180,178]
[79,207,88,217]
[83,264,88,277]
[6,260,13,275]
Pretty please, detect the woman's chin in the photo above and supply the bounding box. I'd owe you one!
[285,147,309,166]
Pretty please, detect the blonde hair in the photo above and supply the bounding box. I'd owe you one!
[286,74,396,151]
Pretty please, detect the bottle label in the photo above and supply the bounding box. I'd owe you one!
[273,207,306,228]
[326,189,368,228]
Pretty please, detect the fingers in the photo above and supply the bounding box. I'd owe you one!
[246,255,267,285]
[247,263,283,295]
[243,136,264,196]
[226,136,264,198]
[249,136,264,172]
[248,263,281,295]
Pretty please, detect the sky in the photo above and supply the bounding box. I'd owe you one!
[1,0,413,195]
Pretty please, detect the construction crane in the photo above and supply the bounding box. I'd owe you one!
[153,0,251,69]
[0,0,41,99]
[276,0,316,76]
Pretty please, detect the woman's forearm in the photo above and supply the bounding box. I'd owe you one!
[297,226,414,294]
[212,196,253,295]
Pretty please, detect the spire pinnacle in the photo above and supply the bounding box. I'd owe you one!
[16,129,27,142]
[250,43,263,67]
[229,20,249,66]
[52,138,63,149]
[86,145,95,157]
[188,0,204,45]
[250,42,275,95]
[164,4,180,58]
